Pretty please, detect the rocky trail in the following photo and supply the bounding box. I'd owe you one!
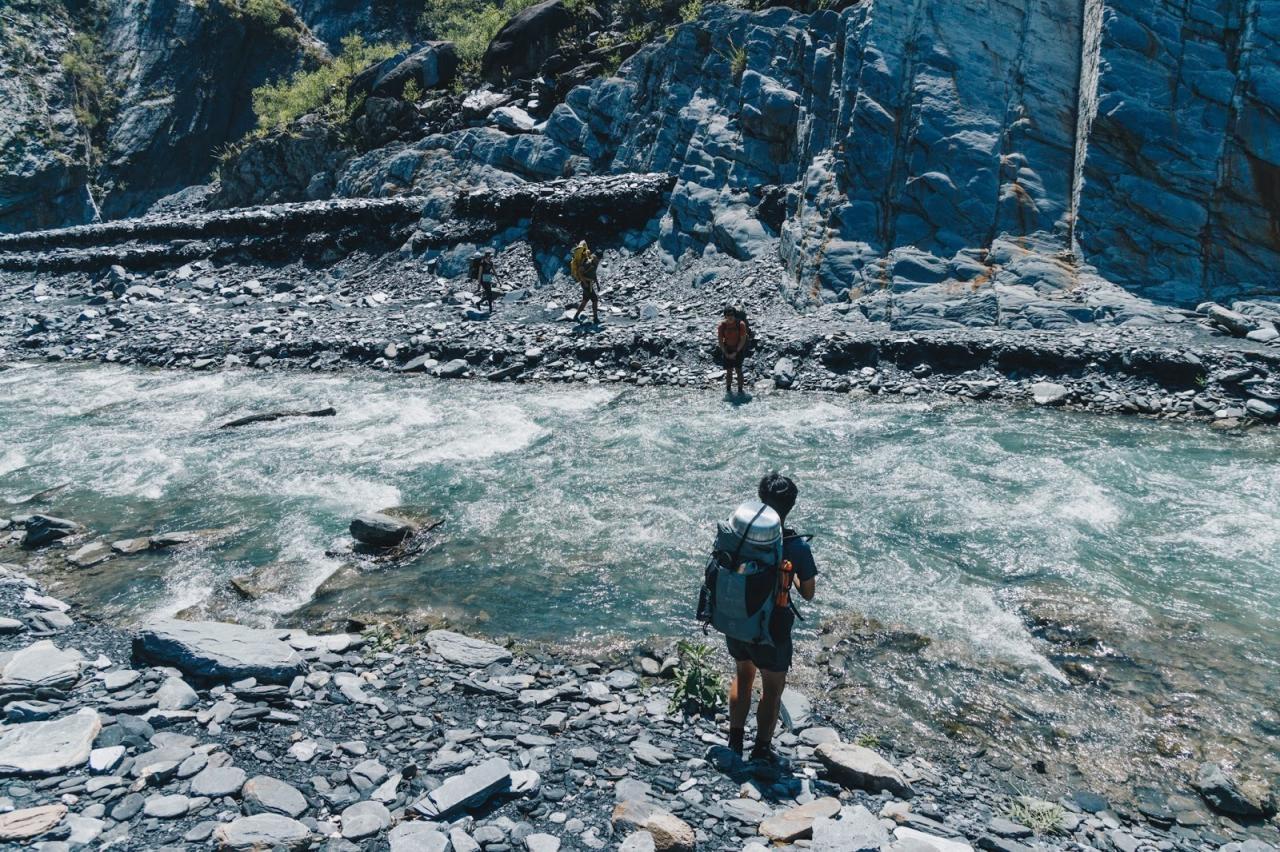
[0,564,1275,851]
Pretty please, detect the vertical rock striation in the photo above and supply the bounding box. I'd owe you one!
[1075,0,1280,305]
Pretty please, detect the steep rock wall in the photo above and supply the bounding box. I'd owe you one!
[99,0,323,218]
[1075,0,1280,305]
[0,5,98,233]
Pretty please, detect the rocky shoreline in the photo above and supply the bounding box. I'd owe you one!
[3,229,1280,431]
[0,565,1276,852]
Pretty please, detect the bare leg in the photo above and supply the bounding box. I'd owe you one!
[728,659,756,753]
[590,292,599,324]
[735,361,745,395]
[573,294,588,320]
[752,669,787,757]
[723,354,733,393]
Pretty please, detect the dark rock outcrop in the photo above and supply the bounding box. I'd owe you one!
[209,118,351,209]
[481,0,576,85]
[349,42,459,102]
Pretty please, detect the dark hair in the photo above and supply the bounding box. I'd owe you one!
[722,304,737,316]
[758,472,798,520]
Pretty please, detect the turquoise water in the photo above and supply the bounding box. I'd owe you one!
[2,362,1278,798]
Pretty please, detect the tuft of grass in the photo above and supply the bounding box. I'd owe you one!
[249,33,405,136]
[679,0,703,22]
[856,732,880,749]
[1004,798,1066,834]
[668,640,724,715]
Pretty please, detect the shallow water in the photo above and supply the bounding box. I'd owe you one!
[2,362,1278,799]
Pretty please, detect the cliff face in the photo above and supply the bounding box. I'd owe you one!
[0,5,98,233]
[3,1,1276,308]
[540,0,1278,306]
[1076,0,1280,306]
[0,0,319,229]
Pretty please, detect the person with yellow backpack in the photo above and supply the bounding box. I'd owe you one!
[569,240,600,324]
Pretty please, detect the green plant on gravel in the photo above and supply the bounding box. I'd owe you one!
[1004,798,1065,834]
[855,732,880,749]
[249,33,405,136]
[668,640,724,715]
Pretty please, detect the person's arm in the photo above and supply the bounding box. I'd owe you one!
[798,577,816,601]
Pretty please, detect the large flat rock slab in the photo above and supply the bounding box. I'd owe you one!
[133,619,305,684]
[0,710,100,776]
[425,630,512,667]
[0,640,83,691]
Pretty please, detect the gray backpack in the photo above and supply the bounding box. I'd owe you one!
[697,502,785,646]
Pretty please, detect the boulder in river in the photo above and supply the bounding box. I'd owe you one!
[350,512,418,548]
[22,514,82,548]
[133,619,306,684]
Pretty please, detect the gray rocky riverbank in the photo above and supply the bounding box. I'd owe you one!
[3,224,1280,430]
[0,564,1275,851]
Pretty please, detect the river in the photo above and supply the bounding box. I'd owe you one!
[2,361,1277,804]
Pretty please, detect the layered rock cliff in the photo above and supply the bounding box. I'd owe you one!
[0,0,322,229]
[3,0,1277,308]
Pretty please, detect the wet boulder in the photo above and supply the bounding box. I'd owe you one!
[481,0,576,85]
[22,514,83,548]
[350,512,417,548]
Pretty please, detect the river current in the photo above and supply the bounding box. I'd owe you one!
[2,362,1277,802]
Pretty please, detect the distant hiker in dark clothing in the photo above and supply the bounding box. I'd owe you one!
[570,240,600,324]
[724,473,817,762]
[471,250,496,312]
[718,305,748,396]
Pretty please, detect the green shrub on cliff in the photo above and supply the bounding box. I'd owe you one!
[250,34,404,136]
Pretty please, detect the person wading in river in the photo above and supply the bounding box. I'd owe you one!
[570,240,600,324]
[700,473,817,763]
[717,305,748,397]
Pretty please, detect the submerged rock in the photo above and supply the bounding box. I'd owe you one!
[1193,762,1276,818]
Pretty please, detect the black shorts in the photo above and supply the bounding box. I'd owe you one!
[726,635,793,673]
[723,353,744,368]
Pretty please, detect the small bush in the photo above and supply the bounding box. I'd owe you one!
[250,34,405,135]
[679,0,703,23]
[1004,798,1066,835]
[60,32,114,134]
[669,640,724,715]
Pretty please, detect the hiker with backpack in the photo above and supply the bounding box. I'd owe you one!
[717,305,749,397]
[471,249,497,312]
[569,240,600,324]
[698,473,817,763]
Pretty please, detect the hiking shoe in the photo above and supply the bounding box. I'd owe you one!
[727,729,745,757]
[748,745,787,767]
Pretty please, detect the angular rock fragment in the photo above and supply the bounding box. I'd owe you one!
[0,709,100,776]
[816,742,915,798]
[426,629,512,667]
